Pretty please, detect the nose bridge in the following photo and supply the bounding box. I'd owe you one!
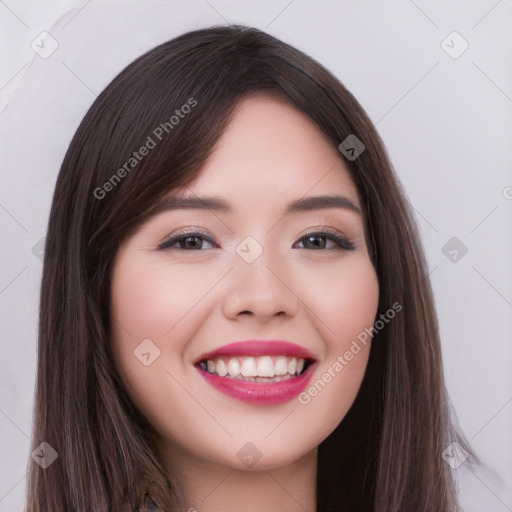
[222,237,299,319]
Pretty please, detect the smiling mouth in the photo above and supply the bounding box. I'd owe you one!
[194,340,317,405]
[197,355,312,383]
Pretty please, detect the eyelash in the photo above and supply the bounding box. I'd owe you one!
[157,228,355,251]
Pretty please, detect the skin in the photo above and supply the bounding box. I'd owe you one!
[110,93,379,512]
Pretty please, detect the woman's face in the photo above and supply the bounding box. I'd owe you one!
[110,93,379,472]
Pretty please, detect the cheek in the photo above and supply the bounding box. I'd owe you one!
[109,253,208,399]
[291,257,379,438]
[332,264,379,348]
[295,256,379,346]
[110,256,215,346]
[109,253,215,430]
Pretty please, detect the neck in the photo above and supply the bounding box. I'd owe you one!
[160,443,317,512]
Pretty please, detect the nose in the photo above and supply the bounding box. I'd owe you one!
[221,250,300,322]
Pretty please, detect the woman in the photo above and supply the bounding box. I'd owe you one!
[26,25,477,511]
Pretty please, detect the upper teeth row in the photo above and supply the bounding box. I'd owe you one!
[203,356,305,378]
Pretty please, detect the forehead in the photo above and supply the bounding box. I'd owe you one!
[173,93,360,209]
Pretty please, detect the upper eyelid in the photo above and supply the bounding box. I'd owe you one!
[157,226,212,244]
[156,229,216,250]
[159,223,352,239]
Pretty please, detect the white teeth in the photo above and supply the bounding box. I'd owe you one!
[257,356,274,377]
[274,356,288,376]
[216,359,228,377]
[228,358,241,377]
[240,357,257,377]
[202,355,308,379]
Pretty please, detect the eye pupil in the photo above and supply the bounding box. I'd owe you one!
[182,236,201,249]
[304,235,326,249]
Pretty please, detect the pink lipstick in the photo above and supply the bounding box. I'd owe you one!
[195,340,316,405]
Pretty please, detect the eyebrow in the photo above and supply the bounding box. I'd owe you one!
[149,193,361,217]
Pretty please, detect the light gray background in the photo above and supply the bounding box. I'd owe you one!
[1,1,511,510]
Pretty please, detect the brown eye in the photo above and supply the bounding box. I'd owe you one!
[158,232,217,250]
[300,234,329,249]
[293,231,355,251]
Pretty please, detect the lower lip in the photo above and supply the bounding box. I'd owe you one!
[197,364,315,405]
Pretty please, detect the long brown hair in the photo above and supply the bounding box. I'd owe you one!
[26,25,478,511]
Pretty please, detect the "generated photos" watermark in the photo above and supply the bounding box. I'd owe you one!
[93,97,197,200]
[298,302,402,405]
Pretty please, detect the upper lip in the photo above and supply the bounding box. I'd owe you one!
[195,340,317,363]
